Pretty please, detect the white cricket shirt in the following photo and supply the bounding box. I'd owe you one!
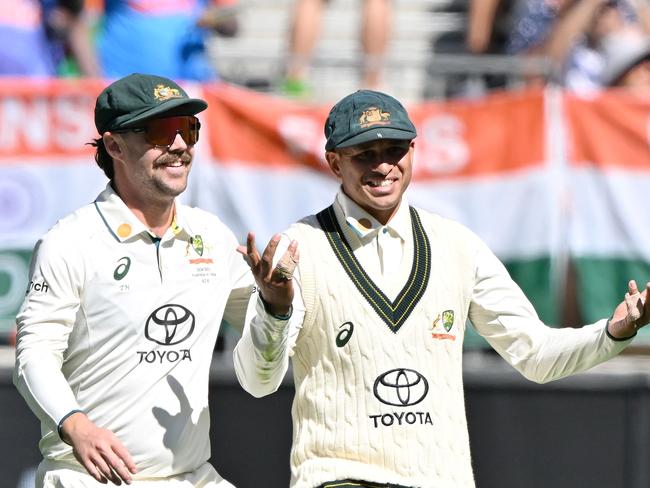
[14,183,254,480]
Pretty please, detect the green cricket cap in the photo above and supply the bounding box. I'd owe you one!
[324,90,417,151]
[94,73,208,134]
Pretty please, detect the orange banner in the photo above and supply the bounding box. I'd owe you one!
[204,83,330,173]
[204,84,547,182]
[0,79,105,160]
[565,90,650,170]
[2,79,648,178]
[410,88,545,181]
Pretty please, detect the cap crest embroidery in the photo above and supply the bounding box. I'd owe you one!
[359,106,391,128]
[154,84,182,101]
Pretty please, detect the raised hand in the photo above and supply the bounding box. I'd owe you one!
[60,411,137,485]
[237,232,299,316]
[608,280,650,339]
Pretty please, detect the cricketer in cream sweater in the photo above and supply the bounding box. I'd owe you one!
[233,90,650,488]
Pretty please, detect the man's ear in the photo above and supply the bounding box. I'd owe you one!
[325,151,342,178]
[103,132,124,161]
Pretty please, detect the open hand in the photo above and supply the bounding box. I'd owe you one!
[608,280,650,339]
[237,232,299,316]
[61,412,137,485]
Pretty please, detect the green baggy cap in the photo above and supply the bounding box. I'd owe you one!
[324,90,417,151]
[95,73,208,134]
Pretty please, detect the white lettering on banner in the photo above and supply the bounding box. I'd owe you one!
[416,114,469,174]
[277,115,328,168]
[0,253,29,317]
[0,96,94,152]
[0,98,48,150]
[54,98,96,150]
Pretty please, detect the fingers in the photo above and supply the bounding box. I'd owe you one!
[247,232,260,267]
[72,428,136,485]
[109,443,137,483]
[640,282,650,326]
[261,234,282,279]
[112,443,138,475]
[624,280,645,327]
[86,445,135,485]
[79,459,108,484]
[287,238,299,261]
[246,231,256,256]
[274,240,299,281]
[628,280,639,295]
[237,232,261,268]
[89,454,120,485]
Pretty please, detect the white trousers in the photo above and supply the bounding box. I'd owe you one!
[36,460,236,488]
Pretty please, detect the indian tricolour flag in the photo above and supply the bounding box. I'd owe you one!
[565,90,650,343]
[0,80,103,337]
[1,80,648,347]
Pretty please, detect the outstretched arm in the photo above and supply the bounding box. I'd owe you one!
[467,228,638,384]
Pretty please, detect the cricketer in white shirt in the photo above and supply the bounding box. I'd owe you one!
[14,183,254,486]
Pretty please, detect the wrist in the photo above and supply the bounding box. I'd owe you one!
[57,409,85,445]
[259,294,293,320]
[606,318,637,342]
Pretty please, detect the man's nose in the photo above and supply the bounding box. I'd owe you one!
[168,132,189,151]
[371,153,397,168]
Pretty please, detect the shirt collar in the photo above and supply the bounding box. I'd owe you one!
[334,188,411,241]
[94,182,191,242]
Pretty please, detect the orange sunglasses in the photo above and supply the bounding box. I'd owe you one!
[115,115,201,147]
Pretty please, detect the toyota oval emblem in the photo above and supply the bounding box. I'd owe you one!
[373,368,429,407]
[145,304,195,345]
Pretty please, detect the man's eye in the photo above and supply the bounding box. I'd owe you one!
[353,151,375,162]
[387,146,409,159]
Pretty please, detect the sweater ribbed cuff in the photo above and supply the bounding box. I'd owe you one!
[259,295,293,321]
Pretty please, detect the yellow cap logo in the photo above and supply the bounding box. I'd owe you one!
[359,106,390,128]
[154,84,182,101]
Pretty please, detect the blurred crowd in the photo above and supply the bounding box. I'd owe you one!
[1,0,649,97]
[503,0,650,92]
[0,0,239,81]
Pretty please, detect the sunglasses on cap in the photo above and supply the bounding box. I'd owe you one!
[115,116,201,147]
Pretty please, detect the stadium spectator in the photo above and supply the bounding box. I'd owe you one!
[13,73,260,487]
[281,0,392,97]
[41,0,101,76]
[600,29,650,89]
[0,0,99,76]
[234,89,650,487]
[433,0,517,98]
[466,0,509,54]
[96,0,239,82]
[507,0,649,91]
